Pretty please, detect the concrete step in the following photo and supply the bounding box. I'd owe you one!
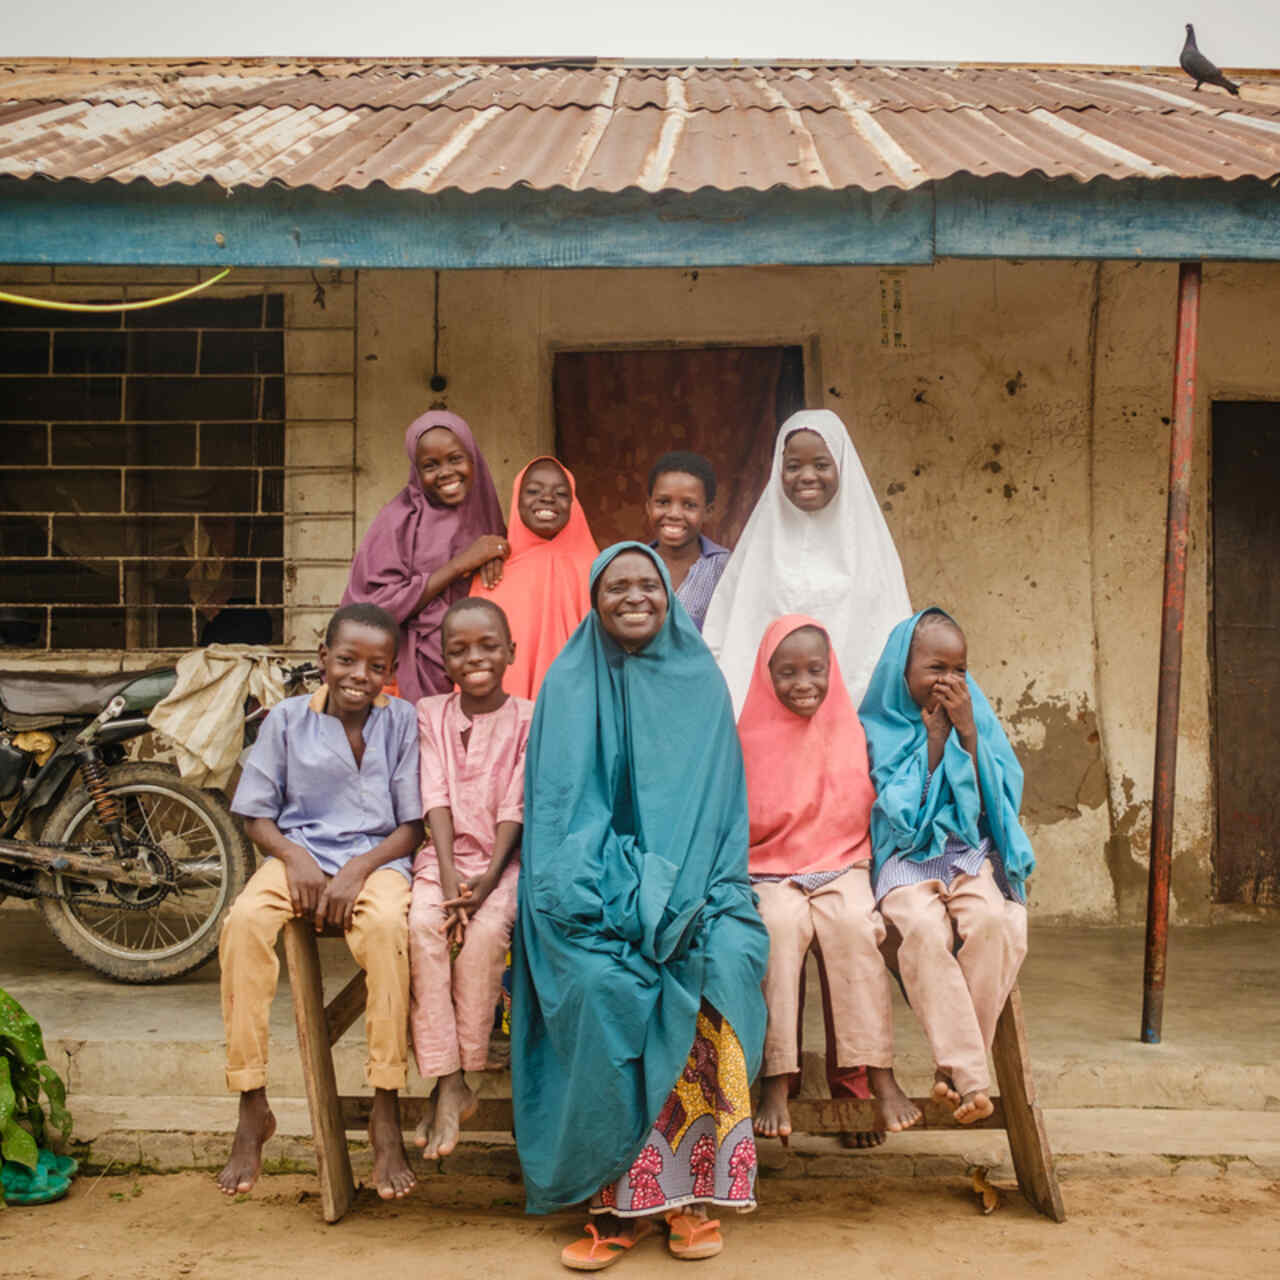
[67,1100,1280,1183]
[7,911,1280,1113]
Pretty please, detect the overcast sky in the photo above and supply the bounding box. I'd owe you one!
[7,0,1278,66]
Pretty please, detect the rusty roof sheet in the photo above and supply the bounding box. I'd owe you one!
[2,59,1279,194]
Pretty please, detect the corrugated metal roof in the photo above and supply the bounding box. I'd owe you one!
[2,58,1279,194]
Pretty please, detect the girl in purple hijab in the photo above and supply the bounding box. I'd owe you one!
[343,411,508,703]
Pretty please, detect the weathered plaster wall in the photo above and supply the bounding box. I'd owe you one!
[9,258,1280,922]
[348,260,1280,923]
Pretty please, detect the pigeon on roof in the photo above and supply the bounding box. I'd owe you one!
[1180,23,1240,96]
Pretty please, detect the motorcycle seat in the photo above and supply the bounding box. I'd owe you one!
[0,669,157,718]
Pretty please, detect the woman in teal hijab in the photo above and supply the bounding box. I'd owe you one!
[511,542,768,1266]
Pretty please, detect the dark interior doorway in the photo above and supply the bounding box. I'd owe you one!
[1211,400,1280,905]
[552,345,805,550]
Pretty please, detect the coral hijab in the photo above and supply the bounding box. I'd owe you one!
[738,615,876,877]
[470,457,598,700]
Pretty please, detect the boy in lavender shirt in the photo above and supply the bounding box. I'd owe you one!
[217,603,424,1202]
[645,451,729,632]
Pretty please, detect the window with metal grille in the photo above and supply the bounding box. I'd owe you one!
[0,291,285,650]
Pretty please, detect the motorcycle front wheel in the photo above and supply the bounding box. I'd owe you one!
[36,762,252,983]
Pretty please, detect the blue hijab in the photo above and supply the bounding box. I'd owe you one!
[510,542,768,1215]
[858,609,1035,893]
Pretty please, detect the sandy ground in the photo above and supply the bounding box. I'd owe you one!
[2,1173,1277,1280]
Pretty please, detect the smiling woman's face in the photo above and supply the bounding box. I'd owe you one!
[595,551,669,651]
[517,460,572,540]
[415,426,473,507]
[781,429,839,512]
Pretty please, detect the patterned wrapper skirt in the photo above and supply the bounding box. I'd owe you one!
[590,1004,758,1217]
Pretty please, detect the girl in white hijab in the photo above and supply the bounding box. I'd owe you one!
[703,409,911,716]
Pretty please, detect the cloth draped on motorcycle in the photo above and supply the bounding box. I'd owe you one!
[148,646,285,790]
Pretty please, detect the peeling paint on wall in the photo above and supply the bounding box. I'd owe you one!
[1005,686,1107,825]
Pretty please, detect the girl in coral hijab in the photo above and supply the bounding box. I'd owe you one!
[739,615,920,1147]
[471,458,598,701]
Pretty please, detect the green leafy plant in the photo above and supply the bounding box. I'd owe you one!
[0,987,72,1193]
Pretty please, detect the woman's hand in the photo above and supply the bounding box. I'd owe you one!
[459,535,510,576]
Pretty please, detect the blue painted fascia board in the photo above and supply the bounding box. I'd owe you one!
[0,178,935,268]
[1,174,1279,266]
[936,175,1280,261]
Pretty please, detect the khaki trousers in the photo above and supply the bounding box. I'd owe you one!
[879,861,1027,1096]
[219,857,411,1093]
[755,864,894,1078]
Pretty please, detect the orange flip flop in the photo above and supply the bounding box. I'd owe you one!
[665,1211,724,1260]
[561,1218,655,1271]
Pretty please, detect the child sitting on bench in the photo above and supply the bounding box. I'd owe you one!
[859,608,1033,1123]
[740,616,920,1143]
[217,602,424,1201]
[408,598,533,1159]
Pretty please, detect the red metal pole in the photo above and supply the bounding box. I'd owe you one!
[1141,261,1202,1044]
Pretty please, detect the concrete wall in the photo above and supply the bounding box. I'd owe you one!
[350,260,1280,924]
[6,258,1280,922]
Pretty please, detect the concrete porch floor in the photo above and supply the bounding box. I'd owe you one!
[2,904,1278,1179]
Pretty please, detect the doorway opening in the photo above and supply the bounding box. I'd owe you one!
[552,345,805,550]
[1211,400,1280,905]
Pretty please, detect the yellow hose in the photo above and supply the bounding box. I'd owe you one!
[0,268,232,313]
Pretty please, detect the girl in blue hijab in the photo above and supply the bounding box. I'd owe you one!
[859,608,1032,1126]
[511,542,768,1268]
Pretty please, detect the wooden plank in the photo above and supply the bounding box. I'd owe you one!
[340,1096,515,1132]
[788,1096,1007,1132]
[5,174,1280,269]
[937,174,1280,261]
[0,176,934,268]
[991,984,1066,1223]
[324,971,368,1046]
[283,919,355,1225]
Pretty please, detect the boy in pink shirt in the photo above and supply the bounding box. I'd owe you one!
[409,597,533,1159]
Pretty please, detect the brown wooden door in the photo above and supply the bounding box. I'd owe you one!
[1212,401,1280,904]
[552,346,804,550]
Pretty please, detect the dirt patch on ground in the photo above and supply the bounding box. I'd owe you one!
[2,1172,1277,1279]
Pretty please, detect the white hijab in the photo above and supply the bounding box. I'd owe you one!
[702,409,912,715]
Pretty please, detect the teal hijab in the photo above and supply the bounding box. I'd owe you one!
[858,609,1035,892]
[511,542,768,1215]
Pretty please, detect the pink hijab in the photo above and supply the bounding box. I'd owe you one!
[470,457,598,701]
[738,614,876,877]
[342,411,505,703]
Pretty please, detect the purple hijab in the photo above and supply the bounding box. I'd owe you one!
[342,411,505,703]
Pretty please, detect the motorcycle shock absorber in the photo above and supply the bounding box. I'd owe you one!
[77,749,123,837]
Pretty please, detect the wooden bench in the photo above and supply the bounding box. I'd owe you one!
[284,919,1064,1225]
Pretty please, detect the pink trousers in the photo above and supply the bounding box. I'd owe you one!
[879,861,1028,1096]
[754,864,894,1078]
[408,857,519,1078]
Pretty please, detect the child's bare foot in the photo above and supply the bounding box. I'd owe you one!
[423,1070,477,1159]
[954,1089,994,1125]
[838,1129,886,1149]
[867,1066,922,1133]
[932,1071,962,1107]
[753,1073,792,1141]
[217,1088,276,1196]
[368,1088,416,1200]
[412,1096,435,1150]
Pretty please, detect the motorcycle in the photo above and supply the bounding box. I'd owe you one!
[0,660,316,983]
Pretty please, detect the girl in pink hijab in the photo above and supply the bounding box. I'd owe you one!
[739,615,921,1146]
[343,412,507,704]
